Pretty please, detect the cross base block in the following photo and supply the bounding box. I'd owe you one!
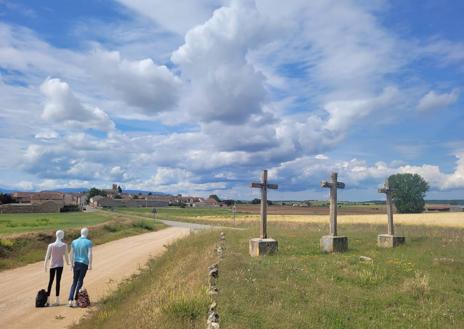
[249,238,278,257]
[377,234,405,248]
[320,235,348,253]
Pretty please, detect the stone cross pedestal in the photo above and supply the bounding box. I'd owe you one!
[377,179,405,248]
[320,172,348,253]
[249,170,279,256]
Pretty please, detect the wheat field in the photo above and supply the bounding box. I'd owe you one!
[188,212,464,228]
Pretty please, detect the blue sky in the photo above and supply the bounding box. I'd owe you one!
[0,0,463,200]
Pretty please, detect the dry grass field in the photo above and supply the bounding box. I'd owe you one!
[183,212,464,228]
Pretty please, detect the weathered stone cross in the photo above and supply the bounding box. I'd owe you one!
[320,172,345,236]
[378,179,395,235]
[377,178,405,248]
[251,169,278,239]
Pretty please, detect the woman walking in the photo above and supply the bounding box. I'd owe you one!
[44,230,70,306]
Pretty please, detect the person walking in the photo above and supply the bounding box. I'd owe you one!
[68,227,93,307]
[44,230,70,306]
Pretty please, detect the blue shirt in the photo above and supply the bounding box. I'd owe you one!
[72,237,93,265]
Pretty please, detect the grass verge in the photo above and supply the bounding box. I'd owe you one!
[72,229,218,329]
[0,216,165,271]
[72,221,464,329]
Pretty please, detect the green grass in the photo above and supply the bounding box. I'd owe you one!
[72,220,464,329]
[0,212,111,235]
[0,212,166,270]
[116,207,234,219]
[217,223,464,329]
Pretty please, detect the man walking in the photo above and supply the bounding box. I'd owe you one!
[68,227,93,307]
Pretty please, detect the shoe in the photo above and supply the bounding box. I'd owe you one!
[45,297,50,307]
[68,300,73,307]
[54,297,60,306]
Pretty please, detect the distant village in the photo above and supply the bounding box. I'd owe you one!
[0,183,462,214]
[0,184,223,214]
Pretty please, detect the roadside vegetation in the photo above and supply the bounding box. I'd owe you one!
[73,229,218,329]
[72,209,464,328]
[0,212,165,270]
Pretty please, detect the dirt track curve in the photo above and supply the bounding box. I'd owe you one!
[0,226,190,329]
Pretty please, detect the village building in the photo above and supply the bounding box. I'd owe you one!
[89,196,169,208]
[11,192,35,204]
[0,191,82,213]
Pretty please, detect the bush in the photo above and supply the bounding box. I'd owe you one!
[132,220,154,231]
[61,205,80,212]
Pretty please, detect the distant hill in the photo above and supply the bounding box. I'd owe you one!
[0,187,168,195]
[46,188,89,193]
[47,188,168,196]
[426,199,464,205]
[123,190,168,196]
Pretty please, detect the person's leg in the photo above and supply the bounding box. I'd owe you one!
[55,267,63,304]
[68,264,80,302]
[47,268,56,296]
[74,264,88,300]
[46,267,56,306]
[55,267,63,296]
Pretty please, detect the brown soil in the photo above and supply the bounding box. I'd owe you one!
[236,204,386,215]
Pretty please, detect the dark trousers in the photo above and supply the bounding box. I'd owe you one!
[68,262,88,301]
[47,267,63,296]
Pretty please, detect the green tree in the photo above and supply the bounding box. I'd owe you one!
[388,173,429,213]
[208,194,221,202]
[86,188,107,203]
[0,193,16,204]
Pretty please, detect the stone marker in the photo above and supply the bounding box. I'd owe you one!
[249,170,279,256]
[320,172,348,252]
[377,179,405,248]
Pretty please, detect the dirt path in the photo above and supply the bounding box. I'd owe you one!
[0,226,190,329]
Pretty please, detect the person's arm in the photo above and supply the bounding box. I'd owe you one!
[44,245,51,272]
[69,244,74,271]
[65,244,70,266]
[88,246,93,270]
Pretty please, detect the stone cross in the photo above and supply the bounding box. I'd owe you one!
[321,172,345,236]
[251,170,278,239]
[378,179,395,235]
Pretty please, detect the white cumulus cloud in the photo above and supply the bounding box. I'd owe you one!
[171,2,272,124]
[90,50,182,115]
[40,78,114,131]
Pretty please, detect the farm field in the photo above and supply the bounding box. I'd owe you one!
[115,203,386,219]
[73,220,464,329]
[116,206,464,229]
[0,212,111,236]
[0,211,165,270]
[235,204,386,215]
